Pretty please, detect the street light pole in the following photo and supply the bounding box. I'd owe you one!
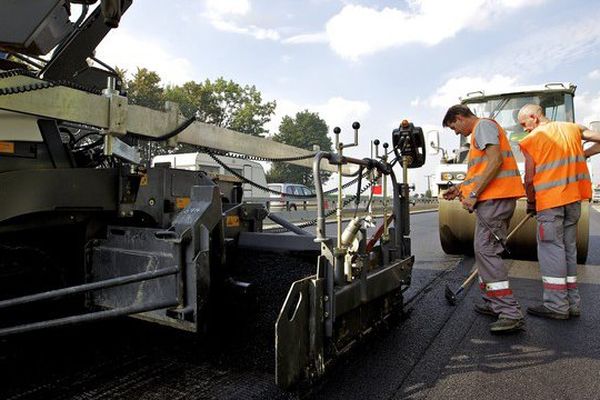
[425,174,434,197]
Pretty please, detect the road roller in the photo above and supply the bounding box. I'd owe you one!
[429,83,590,264]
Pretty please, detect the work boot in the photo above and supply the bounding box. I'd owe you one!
[474,303,498,317]
[526,305,569,320]
[569,306,581,317]
[489,317,524,333]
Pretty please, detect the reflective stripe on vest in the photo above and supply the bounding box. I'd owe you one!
[542,276,567,291]
[485,280,513,297]
[519,122,592,211]
[462,168,521,187]
[534,172,590,192]
[468,151,513,168]
[535,155,587,173]
[460,119,525,202]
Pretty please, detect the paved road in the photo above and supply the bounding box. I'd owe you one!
[315,207,600,400]
[1,209,599,399]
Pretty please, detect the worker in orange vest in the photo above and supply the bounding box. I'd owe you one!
[442,104,526,333]
[518,104,600,319]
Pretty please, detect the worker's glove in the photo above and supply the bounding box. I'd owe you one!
[526,201,536,215]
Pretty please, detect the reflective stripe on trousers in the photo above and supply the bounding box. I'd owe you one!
[475,198,522,319]
[485,280,513,297]
[536,202,581,314]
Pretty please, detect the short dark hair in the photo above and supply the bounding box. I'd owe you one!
[442,104,475,127]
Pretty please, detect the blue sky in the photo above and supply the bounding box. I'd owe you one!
[93,0,600,194]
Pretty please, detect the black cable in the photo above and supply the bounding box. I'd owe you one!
[74,137,103,152]
[127,115,197,142]
[203,147,317,163]
[267,179,374,232]
[72,131,102,145]
[354,166,364,218]
[207,149,368,198]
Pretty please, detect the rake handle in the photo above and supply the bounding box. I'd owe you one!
[463,213,533,289]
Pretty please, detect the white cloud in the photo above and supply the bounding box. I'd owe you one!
[286,0,548,60]
[575,92,600,126]
[96,29,194,85]
[203,0,280,41]
[459,17,600,78]
[283,32,328,44]
[426,75,519,108]
[499,0,545,8]
[210,18,280,40]
[206,0,250,16]
[589,69,600,80]
[410,97,422,107]
[266,96,370,135]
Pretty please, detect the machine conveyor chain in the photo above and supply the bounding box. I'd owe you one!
[0,68,102,96]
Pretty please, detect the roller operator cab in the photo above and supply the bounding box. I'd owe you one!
[429,83,590,263]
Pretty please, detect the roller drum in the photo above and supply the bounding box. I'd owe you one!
[438,198,589,264]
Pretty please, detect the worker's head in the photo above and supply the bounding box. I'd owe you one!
[442,104,478,137]
[518,104,546,133]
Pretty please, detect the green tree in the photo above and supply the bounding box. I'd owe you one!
[121,70,276,162]
[118,68,166,162]
[267,110,332,186]
[127,68,164,110]
[164,78,276,137]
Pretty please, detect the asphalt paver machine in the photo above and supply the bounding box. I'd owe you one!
[0,0,426,388]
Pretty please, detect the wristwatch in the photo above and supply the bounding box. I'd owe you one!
[469,191,478,199]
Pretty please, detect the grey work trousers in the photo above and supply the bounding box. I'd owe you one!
[475,198,522,320]
[536,202,581,314]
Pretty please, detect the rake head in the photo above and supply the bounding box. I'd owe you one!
[445,284,457,306]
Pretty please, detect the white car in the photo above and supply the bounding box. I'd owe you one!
[267,183,316,211]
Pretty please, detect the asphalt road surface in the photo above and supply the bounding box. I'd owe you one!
[1,209,599,399]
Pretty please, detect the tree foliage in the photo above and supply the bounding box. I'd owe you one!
[117,68,276,161]
[267,110,333,186]
[163,78,276,137]
[127,68,164,110]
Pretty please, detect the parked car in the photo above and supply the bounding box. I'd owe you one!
[267,183,316,211]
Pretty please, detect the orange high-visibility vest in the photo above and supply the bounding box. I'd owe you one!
[460,119,525,202]
[519,121,591,211]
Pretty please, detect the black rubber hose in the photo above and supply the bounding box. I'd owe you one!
[128,114,197,142]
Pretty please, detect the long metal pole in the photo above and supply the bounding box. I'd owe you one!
[0,299,179,337]
[0,266,179,310]
[337,145,343,249]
